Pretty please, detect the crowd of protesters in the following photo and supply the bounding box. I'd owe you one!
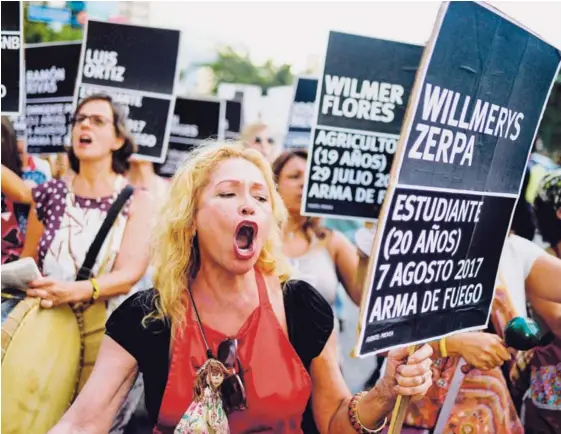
[1,92,560,433]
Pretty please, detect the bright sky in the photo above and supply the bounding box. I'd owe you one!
[148,1,561,71]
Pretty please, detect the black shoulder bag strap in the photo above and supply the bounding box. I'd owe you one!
[75,184,135,282]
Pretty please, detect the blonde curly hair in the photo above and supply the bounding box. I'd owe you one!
[146,142,291,331]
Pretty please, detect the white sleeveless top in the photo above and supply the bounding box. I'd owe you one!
[287,236,339,307]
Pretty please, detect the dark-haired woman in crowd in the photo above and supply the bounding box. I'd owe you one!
[271,149,378,391]
[20,94,153,432]
[272,150,366,312]
[1,117,30,264]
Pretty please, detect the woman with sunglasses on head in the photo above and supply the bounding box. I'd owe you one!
[48,142,433,434]
[20,93,153,433]
[240,122,277,162]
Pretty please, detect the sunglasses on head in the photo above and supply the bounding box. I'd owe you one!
[254,136,274,145]
[217,338,248,412]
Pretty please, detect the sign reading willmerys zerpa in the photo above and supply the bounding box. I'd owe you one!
[302,32,422,221]
[75,20,180,162]
[25,42,82,154]
[1,1,24,115]
[157,97,222,177]
[285,76,318,150]
[223,99,243,140]
[355,1,561,357]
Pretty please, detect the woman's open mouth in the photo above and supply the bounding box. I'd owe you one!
[78,134,93,146]
[234,221,258,260]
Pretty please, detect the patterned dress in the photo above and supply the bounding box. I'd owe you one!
[32,175,145,433]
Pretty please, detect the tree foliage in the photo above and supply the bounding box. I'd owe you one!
[203,46,294,95]
[23,2,83,44]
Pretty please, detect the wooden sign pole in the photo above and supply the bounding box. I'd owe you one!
[388,345,417,434]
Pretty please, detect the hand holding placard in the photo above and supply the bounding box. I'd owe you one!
[350,344,433,433]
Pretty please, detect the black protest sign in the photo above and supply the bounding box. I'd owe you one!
[157,97,221,177]
[285,76,318,150]
[1,1,23,115]
[76,20,181,162]
[77,85,174,162]
[302,31,422,222]
[79,20,179,95]
[25,42,82,154]
[1,2,21,31]
[355,1,561,357]
[223,99,243,139]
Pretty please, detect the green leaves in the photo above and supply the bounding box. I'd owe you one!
[202,46,294,95]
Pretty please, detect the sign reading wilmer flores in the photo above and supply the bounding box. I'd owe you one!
[75,20,180,162]
[355,1,561,357]
[302,32,422,221]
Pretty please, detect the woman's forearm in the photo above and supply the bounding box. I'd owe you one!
[428,334,463,359]
[95,268,142,299]
[1,165,33,204]
[70,269,142,303]
[350,254,370,306]
[328,379,396,434]
[47,420,93,434]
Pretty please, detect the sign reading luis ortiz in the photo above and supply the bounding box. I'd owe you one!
[302,31,423,222]
[74,20,181,163]
[354,1,561,357]
[1,1,24,115]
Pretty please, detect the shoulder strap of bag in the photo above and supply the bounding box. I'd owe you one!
[76,184,135,281]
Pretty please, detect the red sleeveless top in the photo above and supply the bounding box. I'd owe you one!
[154,271,312,434]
